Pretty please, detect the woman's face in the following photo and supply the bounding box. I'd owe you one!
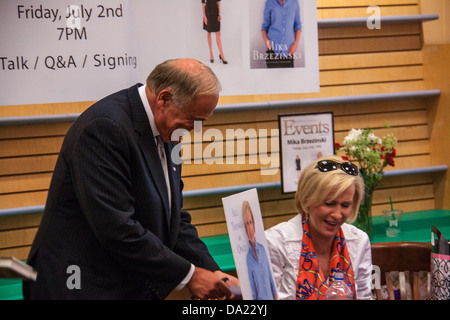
[244,209,256,242]
[308,184,355,241]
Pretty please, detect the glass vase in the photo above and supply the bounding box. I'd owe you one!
[355,188,373,240]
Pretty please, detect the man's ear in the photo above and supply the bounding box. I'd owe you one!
[158,89,173,106]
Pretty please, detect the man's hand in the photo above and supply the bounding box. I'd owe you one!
[187,267,231,300]
[213,270,242,300]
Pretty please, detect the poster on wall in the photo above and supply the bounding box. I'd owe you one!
[222,188,277,300]
[0,0,319,106]
[278,112,335,193]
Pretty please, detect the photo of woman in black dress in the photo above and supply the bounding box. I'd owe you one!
[202,0,228,64]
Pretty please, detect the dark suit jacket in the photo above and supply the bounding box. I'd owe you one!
[23,84,219,300]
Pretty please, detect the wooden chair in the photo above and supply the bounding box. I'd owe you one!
[371,241,432,300]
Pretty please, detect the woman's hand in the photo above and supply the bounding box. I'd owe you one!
[262,30,272,50]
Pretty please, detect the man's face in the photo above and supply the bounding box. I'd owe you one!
[155,91,218,143]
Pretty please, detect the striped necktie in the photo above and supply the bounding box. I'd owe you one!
[156,135,171,210]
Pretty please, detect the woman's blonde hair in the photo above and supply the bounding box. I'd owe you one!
[294,155,364,223]
[242,200,253,222]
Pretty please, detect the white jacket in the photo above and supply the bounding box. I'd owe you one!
[265,214,373,300]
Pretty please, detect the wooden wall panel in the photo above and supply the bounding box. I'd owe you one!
[320,35,422,55]
[0,191,47,210]
[319,51,423,70]
[0,155,58,176]
[318,0,418,7]
[319,24,422,40]
[318,7,419,19]
[210,98,428,125]
[0,228,37,250]
[0,102,91,118]
[0,137,63,157]
[0,173,52,194]
[0,213,42,232]
[320,65,423,86]
[317,0,419,19]
[1,0,446,261]
[0,247,31,260]
[0,122,71,140]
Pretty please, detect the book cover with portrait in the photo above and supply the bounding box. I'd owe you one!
[222,188,277,300]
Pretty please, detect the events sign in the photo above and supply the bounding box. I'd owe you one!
[278,112,335,193]
[0,0,319,106]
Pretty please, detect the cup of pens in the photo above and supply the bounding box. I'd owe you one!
[382,197,402,237]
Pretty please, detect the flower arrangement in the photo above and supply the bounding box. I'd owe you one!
[335,128,397,238]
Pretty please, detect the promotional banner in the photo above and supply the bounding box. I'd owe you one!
[0,0,319,106]
[278,112,334,193]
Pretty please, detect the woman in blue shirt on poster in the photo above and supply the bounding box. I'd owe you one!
[243,201,277,300]
[261,0,302,68]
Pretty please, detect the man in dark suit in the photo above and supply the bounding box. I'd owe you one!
[23,58,237,300]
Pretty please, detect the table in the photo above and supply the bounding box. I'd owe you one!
[371,209,450,243]
[1,210,448,299]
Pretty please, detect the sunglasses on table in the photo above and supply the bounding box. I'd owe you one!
[315,160,360,176]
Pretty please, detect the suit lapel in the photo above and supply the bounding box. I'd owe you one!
[129,84,171,226]
[167,142,182,248]
[139,132,171,219]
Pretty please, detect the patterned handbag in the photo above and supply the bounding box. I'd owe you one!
[430,226,450,300]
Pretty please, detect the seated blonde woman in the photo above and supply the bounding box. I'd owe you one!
[265,155,373,300]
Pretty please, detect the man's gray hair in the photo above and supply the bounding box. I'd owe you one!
[146,58,222,108]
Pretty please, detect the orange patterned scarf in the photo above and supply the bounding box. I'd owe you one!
[296,216,356,300]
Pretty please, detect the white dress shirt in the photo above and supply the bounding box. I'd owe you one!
[138,84,195,291]
[265,214,373,300]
